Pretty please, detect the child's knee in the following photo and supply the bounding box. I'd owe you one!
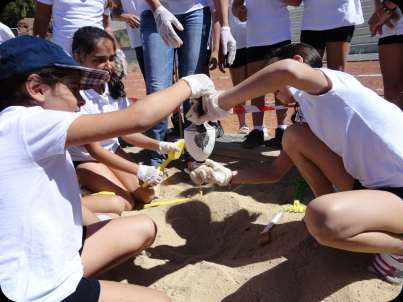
[110,196,129,214]
[305,195,347,245]
[128,214,157,246]
[282,124,306,152]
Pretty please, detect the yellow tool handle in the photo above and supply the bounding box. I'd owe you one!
[143,197,191,209]
[159,158,172,172]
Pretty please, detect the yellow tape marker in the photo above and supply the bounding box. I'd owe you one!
[142,197,192,209]
[91,191,116,196]
[285,200,307,213]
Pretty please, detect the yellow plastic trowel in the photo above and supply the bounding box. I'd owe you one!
[142,139,185,188]
[159,139,185,171]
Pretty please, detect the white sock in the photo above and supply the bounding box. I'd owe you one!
[277,124,288,130]
[253,126,264,131]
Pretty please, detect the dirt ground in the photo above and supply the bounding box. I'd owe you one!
[116,61,402,301]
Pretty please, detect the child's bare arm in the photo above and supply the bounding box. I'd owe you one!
[121,133,160,151]
[218,59,330,111]
[209,11,226,72]
[33,2,52,38]
[231,151,294,185]
[66,80,192,147]
[85,143,139,175]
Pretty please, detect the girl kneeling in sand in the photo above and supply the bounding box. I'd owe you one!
[188,43,403,284]
[69,26,182,211]
[0,35,212,301]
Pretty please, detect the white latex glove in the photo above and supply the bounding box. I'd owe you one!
[181,74,216,99]
[153,5,184,48]
[220,26,237,65]
[190,164,212,185]
[189,159,232,186]
[137,165,163,186]
[159,141,180,154]
[205,159,232,186]
[186,91,231,125]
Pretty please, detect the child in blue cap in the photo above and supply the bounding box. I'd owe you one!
[0,36,214,302]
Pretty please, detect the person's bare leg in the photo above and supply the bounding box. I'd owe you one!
[379,43,403,108]
[76,161,134,207]
[305,190,403,255]
[247,59,267,129]
[81,215,157,276]
[82,194,128,215]
[81,216,169,301]
[82,204,100,225]
[282,124,354,196]
[98,280,170,302]
[230,65,248,129]
[325,41,350,71]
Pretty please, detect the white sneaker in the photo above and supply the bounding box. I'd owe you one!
[239,125,250,134]
[370,253,403,284]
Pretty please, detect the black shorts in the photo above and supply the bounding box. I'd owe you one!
[0,278,100,302]
[62,278,100,302]
[246,40,291,64]
[229,47,247,69]
[300,25,355,50]
[353,179,403,199]
[378,34,403,46]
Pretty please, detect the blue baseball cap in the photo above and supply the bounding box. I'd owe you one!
[0,36,109,89]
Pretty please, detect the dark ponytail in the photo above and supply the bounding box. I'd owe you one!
[72,26,126,99]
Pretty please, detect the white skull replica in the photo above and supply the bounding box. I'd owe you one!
[184,123,216,162]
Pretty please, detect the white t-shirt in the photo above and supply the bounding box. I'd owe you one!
[38,0,110,53]
[246,0,291,48]
[0,22,15,44]
[288,68,403,188]
[121,0,142,48]
[301,0,364,31]
[0,106,83,301]
[229,0,246,50]
[381,8,403,37]
[69,85,130,161]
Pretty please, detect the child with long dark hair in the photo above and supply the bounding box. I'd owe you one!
[69,26,182,210]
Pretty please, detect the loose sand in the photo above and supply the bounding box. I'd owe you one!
[101,146,401,302]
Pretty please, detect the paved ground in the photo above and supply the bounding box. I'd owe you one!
[123,60,382,136]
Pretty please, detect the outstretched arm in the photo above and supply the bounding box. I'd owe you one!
[85,142,140,174]
[218,59,329,111]
[67,80,191,147]
[231,151,294,185]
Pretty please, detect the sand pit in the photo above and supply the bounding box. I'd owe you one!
[103,148,401,301]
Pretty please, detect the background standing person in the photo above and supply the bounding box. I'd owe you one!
[70,26,182,207]
[228,0,248,134]
[33,0,114,53]
[112,0,146,78]
[232,0,292,149]
[373,0,403,109]
[369,0,403,34]
[287,0,364,71]
[140,0,212,166]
